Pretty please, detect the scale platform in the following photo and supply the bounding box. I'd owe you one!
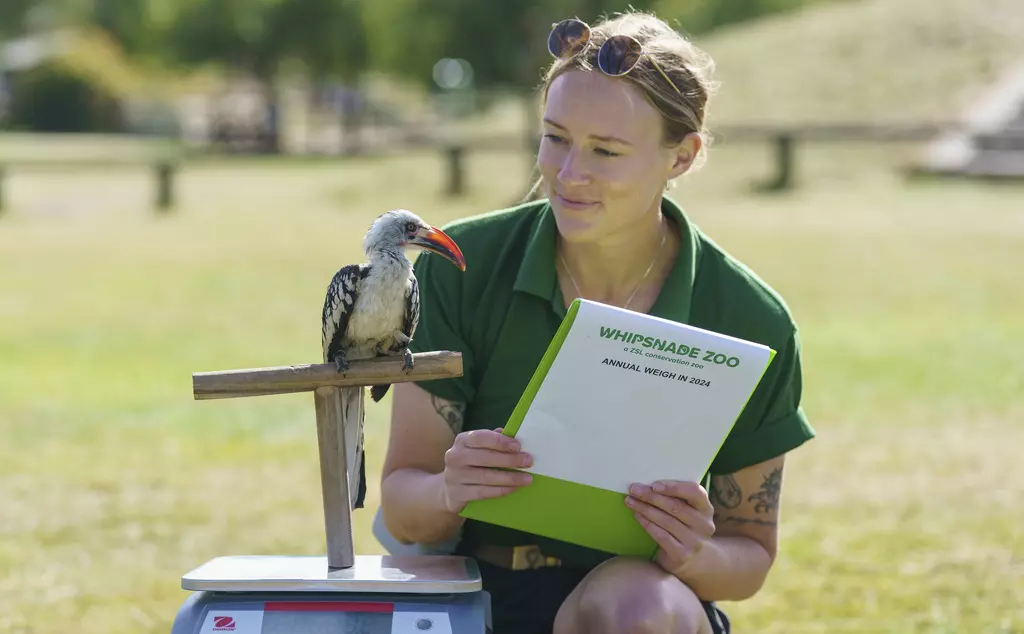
[172,554,491,634]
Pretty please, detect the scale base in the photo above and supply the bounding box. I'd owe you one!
[173,555,491,634]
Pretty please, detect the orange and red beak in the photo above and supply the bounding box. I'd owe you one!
[410,225,466,271]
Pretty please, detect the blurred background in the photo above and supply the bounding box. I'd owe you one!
[0,0,1022,632]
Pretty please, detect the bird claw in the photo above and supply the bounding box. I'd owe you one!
[402,349,414,373]
[335,356,349,373]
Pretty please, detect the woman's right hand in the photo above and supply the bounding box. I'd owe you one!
[442,427,533,513]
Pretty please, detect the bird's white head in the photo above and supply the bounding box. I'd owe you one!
[363,209,467,271]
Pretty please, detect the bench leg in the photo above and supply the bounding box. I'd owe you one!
[761,134,795,191]
[155,162,175,211]
[445,145,465,197]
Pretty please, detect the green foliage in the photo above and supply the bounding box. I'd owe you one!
[2,0,839,94]
[87,0,181,59]
[269,0,367,82]
[366,0,662,89]
[162,0,368,84]
[4,60,124,132]
[361,0,835,90]
[164,0,286,79]
[0,0,34,38]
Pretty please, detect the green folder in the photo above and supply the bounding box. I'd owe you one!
[460,298,776,558]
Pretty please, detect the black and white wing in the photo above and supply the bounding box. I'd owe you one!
[321,263,368,364]
[400,274,420,348]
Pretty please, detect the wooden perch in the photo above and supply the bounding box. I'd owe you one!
[192,350,463,400]
[190,349,464,569]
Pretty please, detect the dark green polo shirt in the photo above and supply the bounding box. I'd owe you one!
[408,196,815,569]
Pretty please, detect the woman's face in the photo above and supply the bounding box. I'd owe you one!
[537,69,697,245]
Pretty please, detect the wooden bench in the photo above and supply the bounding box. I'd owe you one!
[0,133,183,216]
[0,159,180,215]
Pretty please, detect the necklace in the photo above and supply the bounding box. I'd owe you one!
[559,226,668,310]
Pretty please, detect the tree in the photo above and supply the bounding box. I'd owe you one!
[164,0,369,153]
[0,0,43,38]
[364,0,658,92]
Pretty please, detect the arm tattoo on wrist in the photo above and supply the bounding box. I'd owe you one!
[710,474,742,509]
[749,466,782,514]
[431,395,466,435]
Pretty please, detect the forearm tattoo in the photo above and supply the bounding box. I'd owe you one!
[431,395,466,435]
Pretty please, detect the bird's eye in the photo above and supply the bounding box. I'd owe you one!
[406,222,417,233]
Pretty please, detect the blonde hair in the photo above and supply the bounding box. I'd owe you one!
[526,10,719,199]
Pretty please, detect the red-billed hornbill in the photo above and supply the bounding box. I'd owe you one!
[320,210,465,510]
[321,209,466,403]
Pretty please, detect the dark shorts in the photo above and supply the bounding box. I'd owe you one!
[473,558,731,634]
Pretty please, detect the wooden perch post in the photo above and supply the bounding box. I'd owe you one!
[191,351,463,569]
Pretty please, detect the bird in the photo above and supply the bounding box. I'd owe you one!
[321,209,467,404]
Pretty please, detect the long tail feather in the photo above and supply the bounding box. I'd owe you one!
[370,384,390,402]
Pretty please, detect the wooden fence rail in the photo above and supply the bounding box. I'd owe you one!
[438,122,1014,194]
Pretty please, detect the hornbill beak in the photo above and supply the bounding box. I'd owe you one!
[410,226,467,271]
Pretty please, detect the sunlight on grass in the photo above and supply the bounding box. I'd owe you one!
[0,141,1022,633]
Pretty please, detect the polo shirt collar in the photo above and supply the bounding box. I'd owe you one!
[513,196,700,324]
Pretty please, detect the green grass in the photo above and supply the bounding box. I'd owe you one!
[1,139,1021,633]
[689,0,1024,125]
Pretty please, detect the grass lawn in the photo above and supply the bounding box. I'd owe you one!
[693,0,1024,125]
[0,140,1022,633]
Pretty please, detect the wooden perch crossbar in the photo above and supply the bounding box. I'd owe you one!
[192,350,463,400]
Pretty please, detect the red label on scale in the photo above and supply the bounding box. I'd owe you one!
[264,601,394,613]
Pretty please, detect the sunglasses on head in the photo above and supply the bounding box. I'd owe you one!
[547,18,682,96]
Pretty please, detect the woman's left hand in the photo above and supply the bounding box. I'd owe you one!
[625,480,716,576]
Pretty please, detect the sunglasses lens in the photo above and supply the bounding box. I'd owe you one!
[548,19,591,58]
[598,35,642,76]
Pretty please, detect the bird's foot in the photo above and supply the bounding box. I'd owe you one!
[334,354,349,373]
[402,348,414,373]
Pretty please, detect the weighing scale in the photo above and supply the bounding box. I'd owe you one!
[174,351,491,633]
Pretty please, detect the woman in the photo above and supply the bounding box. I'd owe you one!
[379,10,815,634]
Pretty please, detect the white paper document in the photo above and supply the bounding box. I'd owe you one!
[514,299,774,494]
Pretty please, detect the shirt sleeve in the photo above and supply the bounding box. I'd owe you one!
[708,326,815,475]
[406,250,478,406]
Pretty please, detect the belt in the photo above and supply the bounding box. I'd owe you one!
[471,544,563,571]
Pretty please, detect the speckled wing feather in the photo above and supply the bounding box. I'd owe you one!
[321,263,370,364]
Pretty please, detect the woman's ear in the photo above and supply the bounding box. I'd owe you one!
[668,132,702,178]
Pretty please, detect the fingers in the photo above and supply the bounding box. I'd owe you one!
[447,429,532,470]
[442,428,533,513]
[626,483,714,575]
[460,428,523,453]
[646,521,696,576]
[651,480,714,516]
[627,494,710,546]
[452,465,533,488]
[443,464,532,513]
[446,444,533,470]
[452,484,527,504]
[626,483,715,540]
